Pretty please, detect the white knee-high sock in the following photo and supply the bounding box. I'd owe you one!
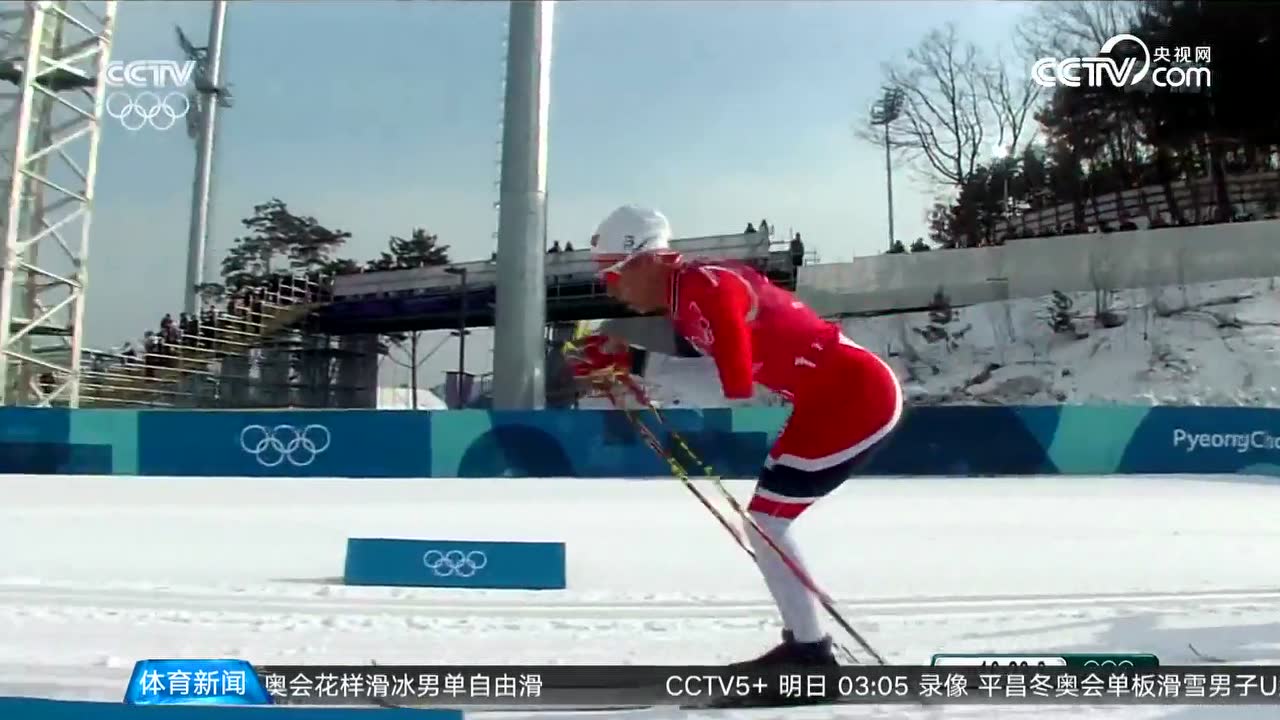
[746,510,824,643]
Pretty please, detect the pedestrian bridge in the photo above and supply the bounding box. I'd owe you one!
[315,219,1279,334]
[315,231,799,333]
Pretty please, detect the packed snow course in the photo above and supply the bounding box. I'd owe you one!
[2,472,1280,719]
[622,277,1280,410]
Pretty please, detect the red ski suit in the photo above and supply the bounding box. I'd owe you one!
[666,260,903,517]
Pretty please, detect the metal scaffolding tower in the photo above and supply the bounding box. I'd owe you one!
[0,1,116,407]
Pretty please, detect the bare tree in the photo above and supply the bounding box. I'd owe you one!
[980,57,1041,158]
[380,332,451,410]
[1016,0,1141,58]
[366,228,452,407]
[859,24,991,188]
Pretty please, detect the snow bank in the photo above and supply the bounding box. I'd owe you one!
[377,385,448,410]
[634,277,1280,408]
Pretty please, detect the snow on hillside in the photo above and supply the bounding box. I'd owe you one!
[377,385,448,410]
[622,277,1280,409]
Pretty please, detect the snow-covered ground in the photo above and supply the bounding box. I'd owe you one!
[2,473,1280,719]
[378,385,448,410]
[629,277,1280,410]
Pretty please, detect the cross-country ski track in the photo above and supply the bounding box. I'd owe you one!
[2,474,1279,719]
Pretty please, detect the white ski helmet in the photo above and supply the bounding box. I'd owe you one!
[590,205,673,274]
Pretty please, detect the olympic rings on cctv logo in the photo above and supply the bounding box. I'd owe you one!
[104,91,190,131]
[423,550,488,578]
[240,424,332,467]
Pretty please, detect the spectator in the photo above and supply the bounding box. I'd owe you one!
[564,241,575,252]
[143,332,158,377]
[155,335,170,371]
[180,313,197,347]
[201,308,217,352]
[759,219,770,236]
[549,240,561,253]
[744,222,756,234]
[789,232,805,267]
[266,275,285,305]
[250,287,265,324]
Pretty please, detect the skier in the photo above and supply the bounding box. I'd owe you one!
[567,205,904,668]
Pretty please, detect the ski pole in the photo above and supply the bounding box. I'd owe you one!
[563,340,885,664]
[596,371,880,666]
[619,381,880,661]
[601,383,760,560]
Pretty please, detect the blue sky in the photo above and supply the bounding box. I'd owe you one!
[93,0,1032,388]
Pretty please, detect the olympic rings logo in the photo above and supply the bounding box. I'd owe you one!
[239,424,332,467]
[1082,660,1135,668]
[423,550,488,578]
[104,91,190,131]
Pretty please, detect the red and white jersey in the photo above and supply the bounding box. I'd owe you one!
[666,259,887,400]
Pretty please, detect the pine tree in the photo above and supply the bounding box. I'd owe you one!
[912,287,970,350]
[1048,290,1079,336]
[373,228,453,408]
[367,228,451,271]
[222,199,352,292]
[927,288,954,326]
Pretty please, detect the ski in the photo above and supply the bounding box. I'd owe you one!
[1187,643,1228,663]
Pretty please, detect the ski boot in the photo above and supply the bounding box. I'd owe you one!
[702,630,839,709]
[730,629,839,669]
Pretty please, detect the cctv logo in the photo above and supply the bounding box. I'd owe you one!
[102,60,197,132]
[1032,34,1210,90]
[103,60,196,88]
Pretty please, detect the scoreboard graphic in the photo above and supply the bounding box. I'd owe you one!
[931,653,1161,668]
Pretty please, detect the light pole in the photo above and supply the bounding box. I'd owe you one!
[992,143,1012,231]
[178,2,233,316]
[491,0,553,410]
[444,265,468,387]
[869,86,905,252]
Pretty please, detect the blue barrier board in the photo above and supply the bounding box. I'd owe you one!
[343,538,567,590]
[135,411,431,478]
[6,404,1280,479]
